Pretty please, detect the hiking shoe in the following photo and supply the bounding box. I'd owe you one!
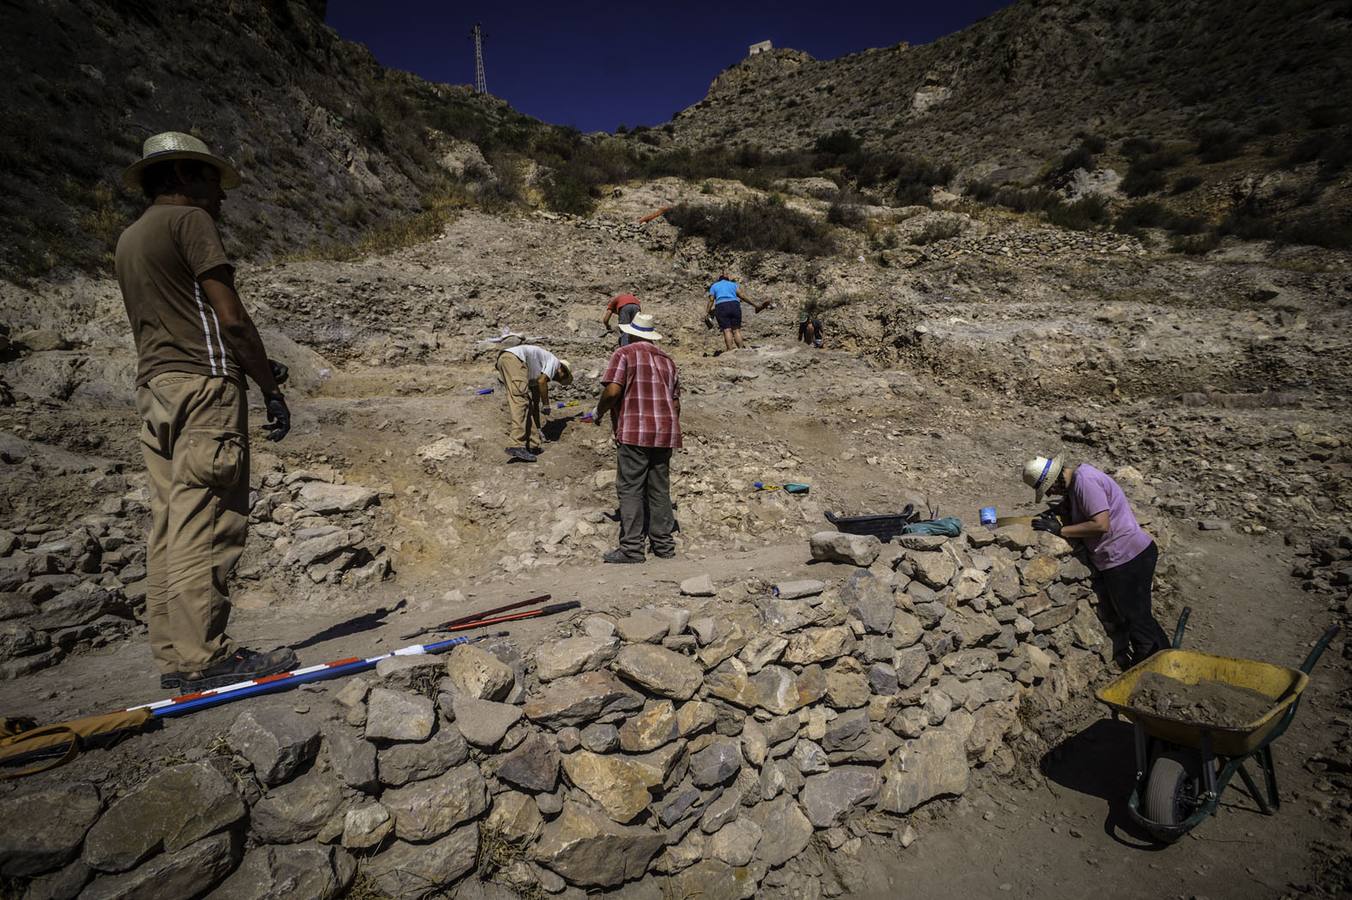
[506,447,537,463]
[651,548,676,559]
[160,673,183,691]
[180,647,299,692]
[603,548,644,564]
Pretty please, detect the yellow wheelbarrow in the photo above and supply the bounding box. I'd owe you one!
[1095,607,1340,842]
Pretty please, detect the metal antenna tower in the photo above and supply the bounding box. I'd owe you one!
[471,23,487,95]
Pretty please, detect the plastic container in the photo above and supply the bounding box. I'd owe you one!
[979,506,997,526]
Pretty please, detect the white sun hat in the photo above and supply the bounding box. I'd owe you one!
[1021,455,1064,501]
[618,312,663,342]
[122,131,241,191]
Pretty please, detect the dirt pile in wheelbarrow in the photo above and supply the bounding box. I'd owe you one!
[1129,671,1275,729]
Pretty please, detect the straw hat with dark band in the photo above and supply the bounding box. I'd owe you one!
[122,131,241,191]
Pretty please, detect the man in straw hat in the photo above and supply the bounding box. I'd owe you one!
[1022,455,1169,664]
[115,131,297,692]
[495,343,573,462]
[594,312,681,563]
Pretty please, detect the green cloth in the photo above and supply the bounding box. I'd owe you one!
[900,516,963,537]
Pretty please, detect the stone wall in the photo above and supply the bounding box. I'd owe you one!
[0,521,1127,899]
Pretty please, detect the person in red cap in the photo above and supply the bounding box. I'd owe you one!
[601,292,642,346]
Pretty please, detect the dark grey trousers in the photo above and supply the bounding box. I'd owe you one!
[617,303,639,346]
[617,443,675,557]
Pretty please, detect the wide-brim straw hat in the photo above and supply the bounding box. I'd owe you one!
[555,358,573,384]
[1022,455,1064,502]
[619,312,663,342]
[122,131,241,190]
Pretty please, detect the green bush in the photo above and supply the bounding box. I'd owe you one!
[892,155,954,206]
[964,180,997,202]
[826,193,866,230]
[665,198,836,256]
[1122,168,1167,197]
[1077,132,1107,153]
[1114,201,1207,235]
[1279,213,1352,249]
[542,172,595,216]
[910,219,962,245]
[1171,174,1203,194]
[1195,125,1245,163]
[1046,196,1110,231]
[1120,137,1161,158]
[1170,232,1221,255]
[813,129,863,156]
[1114,200,1170,232]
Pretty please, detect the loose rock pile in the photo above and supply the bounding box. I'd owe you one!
[0,521,1124,898]
[0,460,149,680]
[0,463,391,680]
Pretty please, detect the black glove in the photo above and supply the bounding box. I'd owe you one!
[264,393,291,442]
[269,359,289,386]
[1032,515,1062,536]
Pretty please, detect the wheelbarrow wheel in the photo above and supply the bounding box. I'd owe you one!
[1144,751,1199,834]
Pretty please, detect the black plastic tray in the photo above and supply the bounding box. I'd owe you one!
[825,506,918,543]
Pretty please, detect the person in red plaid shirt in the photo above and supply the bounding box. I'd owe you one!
[593,312,681,563]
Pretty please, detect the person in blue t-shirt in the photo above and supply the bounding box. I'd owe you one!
[705,274,768,351]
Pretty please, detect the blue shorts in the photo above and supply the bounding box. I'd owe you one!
[714,302,742,331]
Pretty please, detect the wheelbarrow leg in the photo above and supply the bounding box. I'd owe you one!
[1260,746,1281,811]
[1235,762,1272,815]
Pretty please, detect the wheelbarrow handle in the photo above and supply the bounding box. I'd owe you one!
[1298,623,1341,675]
[1171,606,1192,649]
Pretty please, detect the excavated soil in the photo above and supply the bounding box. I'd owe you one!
[1129,671,1276,728]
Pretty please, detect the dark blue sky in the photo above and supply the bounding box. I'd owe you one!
[326,1,1010,133]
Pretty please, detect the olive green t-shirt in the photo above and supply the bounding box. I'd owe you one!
[115,205,240,386]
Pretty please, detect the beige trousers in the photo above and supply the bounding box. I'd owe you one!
[136,372,249,674]
[495,351,541,450]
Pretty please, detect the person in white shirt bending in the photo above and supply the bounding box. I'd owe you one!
[495,344,572,460]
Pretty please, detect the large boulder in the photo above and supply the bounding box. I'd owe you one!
[0,782,102,877]
[364,825,478,900]
[450,696,523,748]
[799,766,881,828]
[810,532,882,566]
[560,751,662,823]
[534,635,619,681]
[296,482,378,514]
[444,644,516,701]
[744,796,812,866]
[226,709,321,787]
[495,731,560,793]
[365,688,435,743]
[249,770,344,845]
[206,843,354,900]
[612,644,703,700]
[877,720,971,814]
[378,726,469,786]
[532,802,664,888]
[80,832,241,900]
[82,763,245,872]
[524,670,644,727]
[383,764,488,842]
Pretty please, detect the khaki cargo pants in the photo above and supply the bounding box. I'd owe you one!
[495,351,541,451]
[136,372,249,675]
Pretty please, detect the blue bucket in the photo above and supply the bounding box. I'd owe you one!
[979,506,997,526]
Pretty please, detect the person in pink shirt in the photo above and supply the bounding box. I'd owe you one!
[1022,455,1169,665]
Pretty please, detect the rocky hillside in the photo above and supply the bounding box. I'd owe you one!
[0,0,541,281]
[670,0,1351,165]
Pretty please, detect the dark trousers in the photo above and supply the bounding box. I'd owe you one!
[617,304,639,346]
[1098,542,1169,664]
[617,443,674,557]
